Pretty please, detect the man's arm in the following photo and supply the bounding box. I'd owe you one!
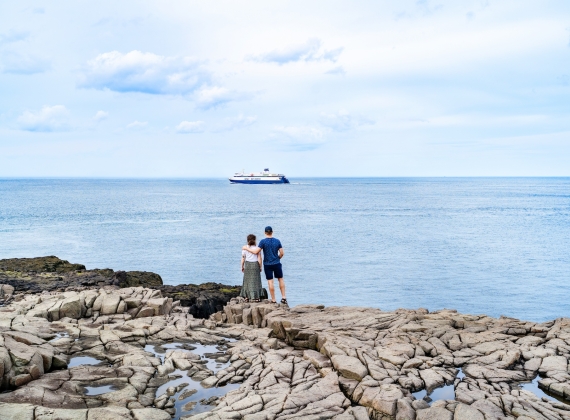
[242,246,261,254]
[278,248,284,259]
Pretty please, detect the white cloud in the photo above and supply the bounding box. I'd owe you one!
[0,30,29,45]
[78,50,209,95]
[319,111,374,132]
[126,120,148,129]
[216,114,257,131]
[272,125,326,151]
[252,38,343,65]
[176,120,204,133]
[93,110,109,122]
[0,51,50,74]
[325,66,346,75]
[17,105,69,132]
[195,86,248,109]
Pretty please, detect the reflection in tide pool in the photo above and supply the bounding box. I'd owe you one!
[413,368,463,404]
[49,332,69,342]
[519,376,570,405]
[145,341,239,419]
[85,385,116,396]
[68,356,105,368]
[413,383,455,403]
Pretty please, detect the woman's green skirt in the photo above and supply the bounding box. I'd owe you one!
[240,261,263,300]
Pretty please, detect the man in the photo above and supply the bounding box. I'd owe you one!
[243,226,287,304]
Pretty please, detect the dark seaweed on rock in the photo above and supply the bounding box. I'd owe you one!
[0,256,240,318]
[0,256,86,273]
[159,283,242,319]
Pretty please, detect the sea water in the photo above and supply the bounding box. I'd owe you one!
[0,178,568,322]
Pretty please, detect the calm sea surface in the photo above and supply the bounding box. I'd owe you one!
[0,178,568,322]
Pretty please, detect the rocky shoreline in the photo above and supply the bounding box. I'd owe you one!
[0,257,241,318]
[0,258,569,419]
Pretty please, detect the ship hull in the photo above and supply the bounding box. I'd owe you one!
[229,176,289,184]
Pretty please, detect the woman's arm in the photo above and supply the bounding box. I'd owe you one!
[258,253,263,270]
[241,255,245,272]
[242,245,261,254]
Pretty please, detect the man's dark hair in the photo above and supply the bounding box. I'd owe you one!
[247,234,256,246]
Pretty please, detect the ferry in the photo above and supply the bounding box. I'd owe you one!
[229,169,290,184]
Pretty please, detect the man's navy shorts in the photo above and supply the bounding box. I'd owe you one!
[264,263,283,280]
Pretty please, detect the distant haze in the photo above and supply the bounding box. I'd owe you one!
[0,1,569,177]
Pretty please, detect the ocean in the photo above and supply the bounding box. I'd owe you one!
[0,178,568,322]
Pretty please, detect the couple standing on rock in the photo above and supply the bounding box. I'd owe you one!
[240,226,287,305]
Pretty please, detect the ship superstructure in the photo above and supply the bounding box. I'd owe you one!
[229,169,290,184]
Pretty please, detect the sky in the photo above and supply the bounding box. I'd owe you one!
[0,1,569,177]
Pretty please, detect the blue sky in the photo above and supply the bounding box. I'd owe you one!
[0,1,569,177]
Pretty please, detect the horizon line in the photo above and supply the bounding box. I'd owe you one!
[1,176,569,180]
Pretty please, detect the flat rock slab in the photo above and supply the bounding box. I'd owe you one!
[0,403,35,420]
[331,355,368,381]
[453,403,485,420]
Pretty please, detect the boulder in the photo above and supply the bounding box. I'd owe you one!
[131,408,171,420]
[87,407,131,420]
[359,384,404,416]
[100,295,121,315]
[454,403,484,420]
[304,349,332,369]
[146,298,170,316]
[539,355,567,374]
[4,336,35,367]
[0,402,35,420]
[419,369,445,394]
[331,355,368,381]
[3,331,45,346]
[35,407,88,420]
[396,399,416,420]
[417,407,453,420]
[136,307,156,318]
[59,296,83,319]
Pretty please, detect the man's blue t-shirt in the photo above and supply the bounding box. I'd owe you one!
[258,237,282,266]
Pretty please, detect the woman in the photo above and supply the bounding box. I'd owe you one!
[240,234,264,302]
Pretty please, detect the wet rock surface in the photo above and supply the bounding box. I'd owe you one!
[1,282,570,420]
[190,299,570,420]
[0,284,238,419]
[0,256,240,318]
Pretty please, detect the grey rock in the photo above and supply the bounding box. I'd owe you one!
[35,407,88,420]
[396,398,416,420]
[304,349,332,369]
[0,402,35,420]
[100,294,121,315]
[419,369,444,393]
[416,407,453,420]
[87,407,131,420]
[59,296,82,319]
[131,408,171,420]
[331,355,368,381]
[539,355,567,374]
[454,403,484,420]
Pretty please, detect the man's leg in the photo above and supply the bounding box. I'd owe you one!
[277,278,286,300]
[267,279,276,302]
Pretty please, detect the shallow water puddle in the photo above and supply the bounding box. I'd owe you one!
[84,385,116,396]
[68,356,106,368]
[413,368,463,404]
[519,376,570,405]
[413,383,455,403]
[145,341,240,419]
[48,332,69,342]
